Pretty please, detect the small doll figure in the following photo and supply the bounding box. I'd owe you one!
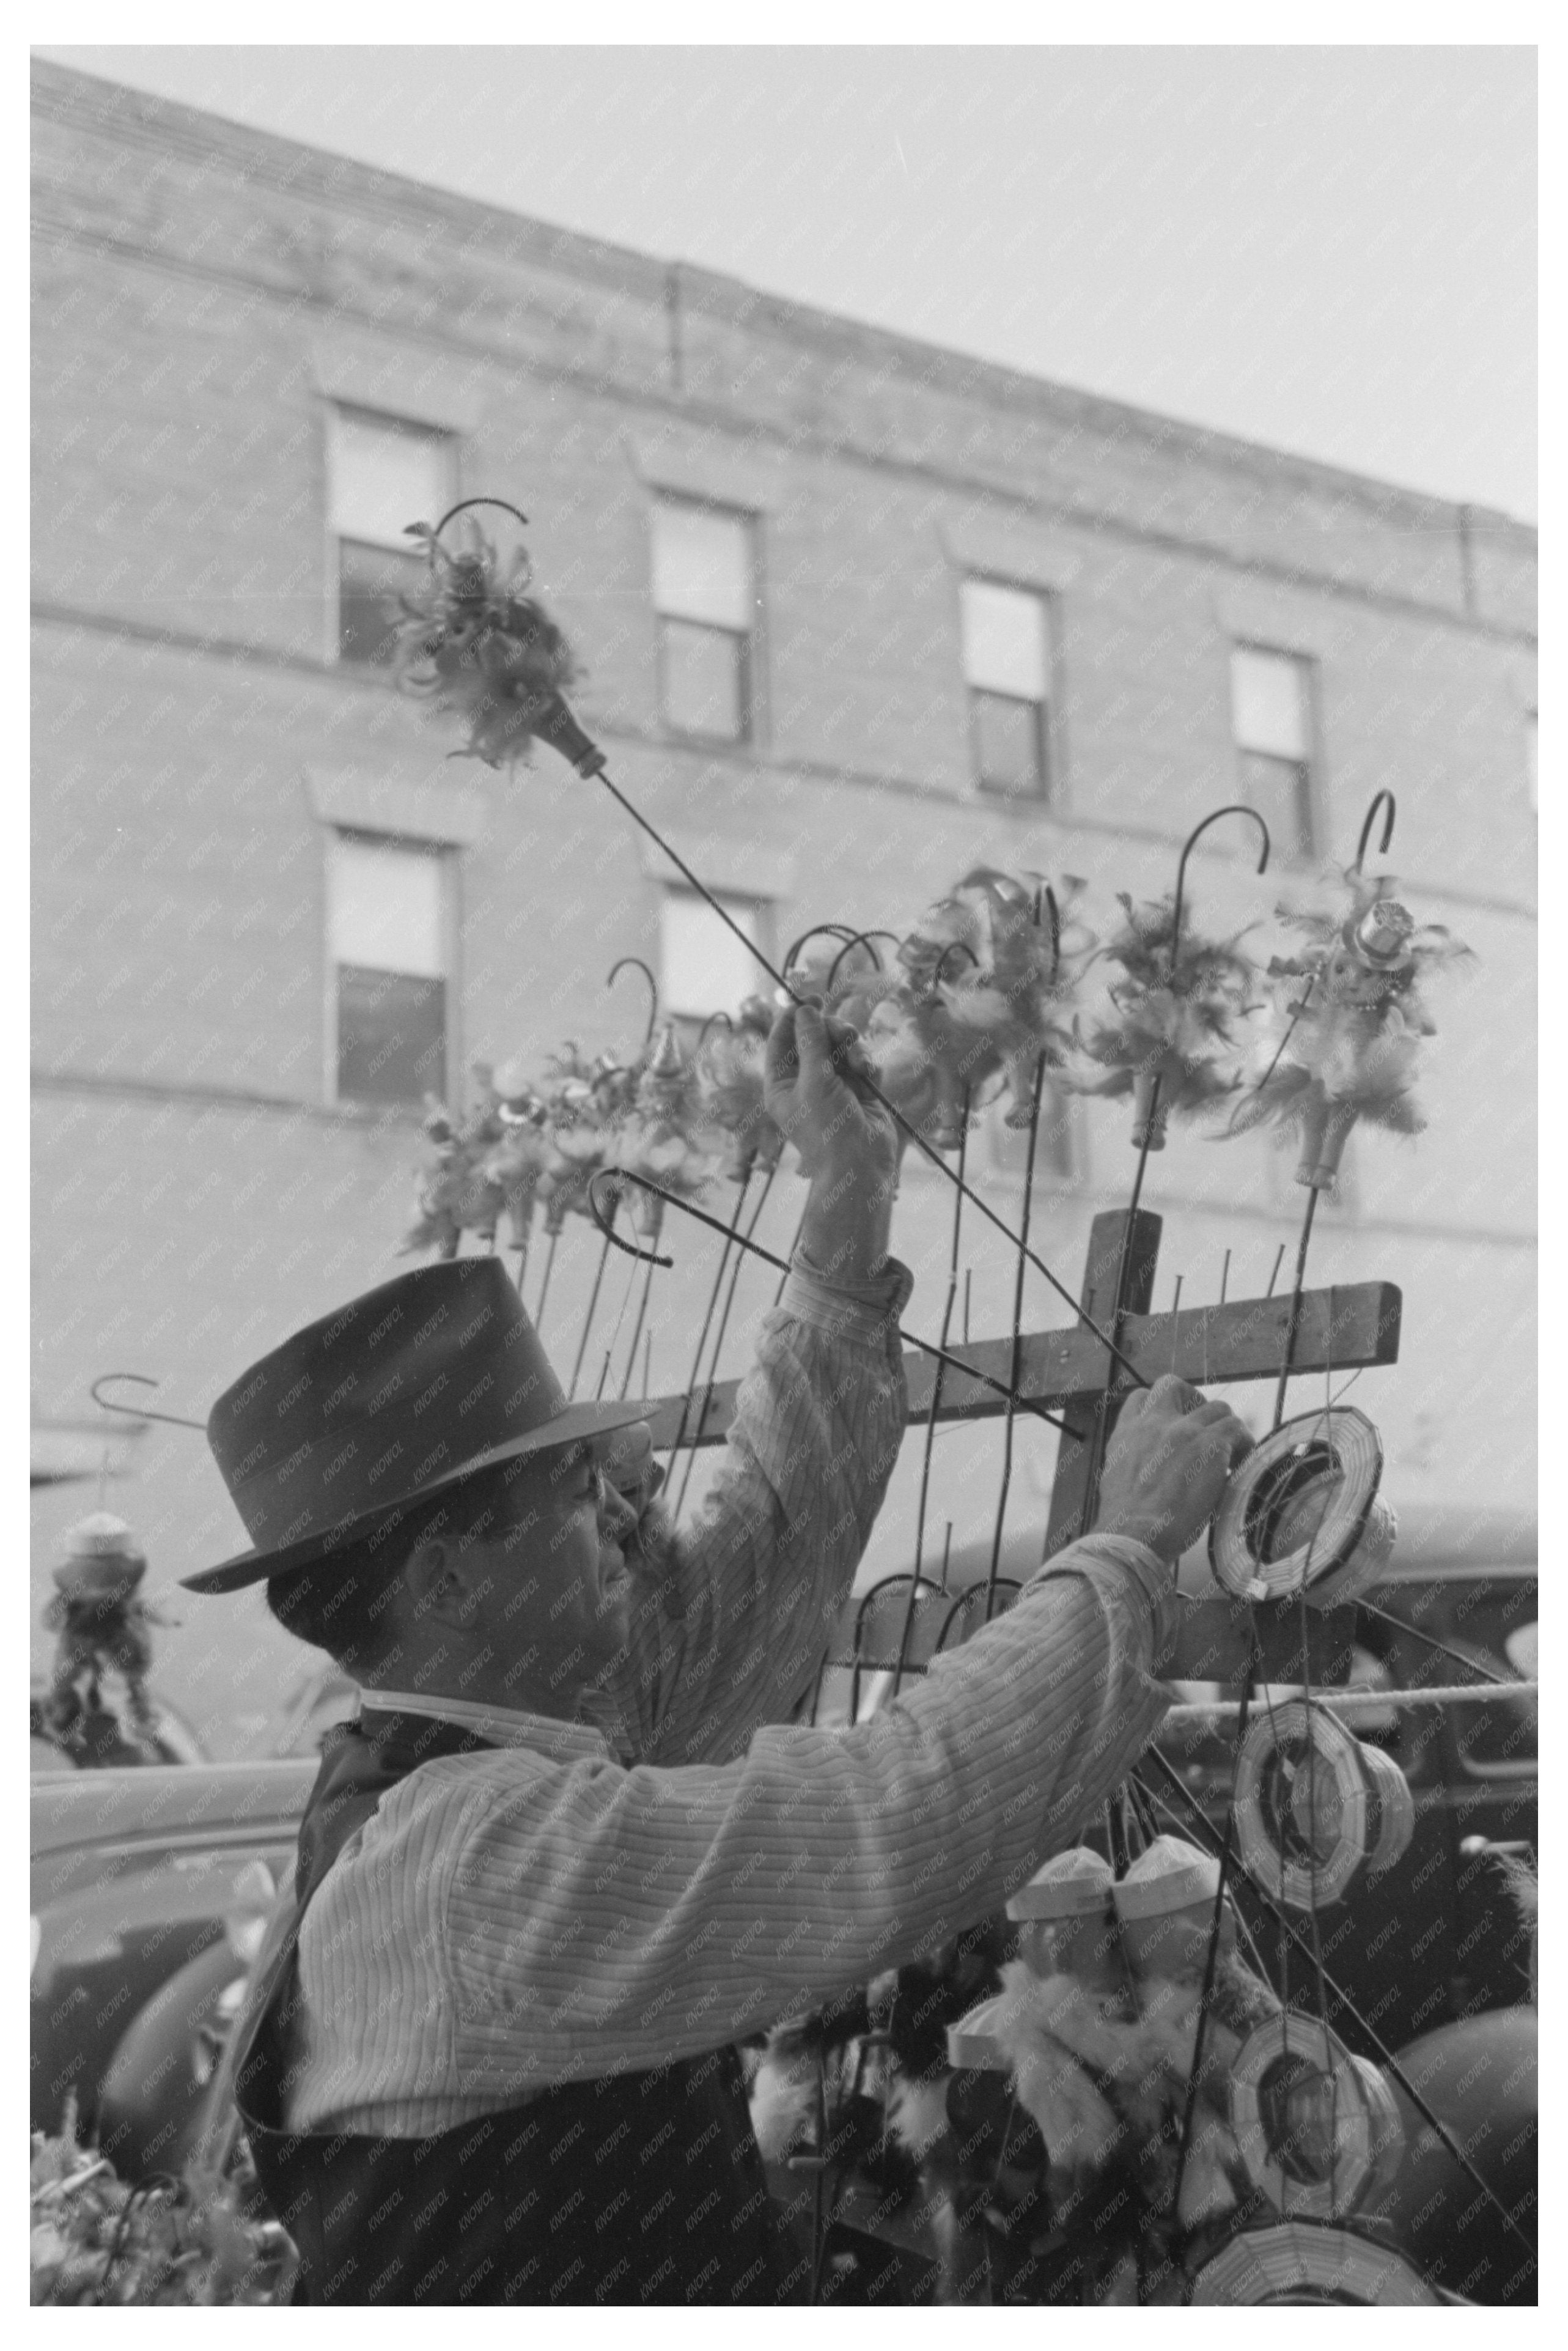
[43,1513,170,1758]
[1228,867,1471,1187]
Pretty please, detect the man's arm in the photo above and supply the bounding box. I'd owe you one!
[405,1537,1178,2101]
[600,1005,906,1764]
[293,1380,1250,2126]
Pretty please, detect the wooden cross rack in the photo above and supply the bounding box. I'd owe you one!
[637,1208,1402,1683]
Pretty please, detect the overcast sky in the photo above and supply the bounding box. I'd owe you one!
[37,44,1537,520]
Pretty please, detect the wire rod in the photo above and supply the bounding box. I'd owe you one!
[984,1052,1046,1621]
[589,758,1150,1388]
[672,1164,778,1516]
[1270,1185,1319,1429]
[899,1096,970,1689]
[587,1168,1070,1434]
[1355,1600,1520,1688]
[566,1230,614,1400]
[660,1165,755,1475]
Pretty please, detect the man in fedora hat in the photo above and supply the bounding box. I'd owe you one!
[189,1002,1248,2305]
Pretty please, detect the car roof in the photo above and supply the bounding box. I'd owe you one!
[29,1759,315,1859]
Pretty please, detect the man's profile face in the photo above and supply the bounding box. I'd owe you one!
[464,1424,657,1695]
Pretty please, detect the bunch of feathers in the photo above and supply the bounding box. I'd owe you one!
[1225,866,1473,1153]
[394,517,580,770]
[983,1934,1281,2246]
[402,1068,523,1259]
[31,2105,296,2306]
[405,1032,719,1257]
[602,1024,715,1236]
[743,1895,1300,2303]
[744,1915,1016,2202]
[1075,893,1259,1143]
[858,871,1094,1147]
[691,998,787,1181]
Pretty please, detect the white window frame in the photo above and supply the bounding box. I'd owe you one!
[658,885,769,1024]
[323,828,460,1111]
[960,575,1055,803]
[1229,641,1320,863]
[649,496,761,747]
[324,405,455,670]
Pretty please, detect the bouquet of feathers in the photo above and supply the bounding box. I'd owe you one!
[1075,893,1259,1150]
[31,2107,295,2305]
[42,1515,173,1762]
[691,998,787,1181]
[1223,867,1472,1187]
[402,1072,514,1258]
[602,1024,716,1237]
[743,1844,1300,2305]
[393,512,582,771]
[858,870,1095,1147]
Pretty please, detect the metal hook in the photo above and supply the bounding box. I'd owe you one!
[587,1171,674,1268]
[606,956,660,1052]
[932,940,980,989]
[1171,804,1271,962]
[423,496,530,546]
[89,1373,206,1433]
[823,930,901,994]
[694,1010,734,1053]
[781,925,858,987]
[1353,790,1397,875]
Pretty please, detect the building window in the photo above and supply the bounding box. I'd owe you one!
[327,407,454,667]
[1231,646,1316,859]
[986,1080,1077,1184]
[961,579,1052,799]
[650,501,756,743]
[659,887,764,1022]
[1525,710,1537,813]
[326,833,450,1105]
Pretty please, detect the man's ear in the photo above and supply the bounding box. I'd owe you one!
[404,1537,473,1629]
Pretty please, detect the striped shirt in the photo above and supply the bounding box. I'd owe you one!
[288,1251,1175,2136]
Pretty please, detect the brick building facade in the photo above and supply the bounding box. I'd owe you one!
[31,61,1537,1756]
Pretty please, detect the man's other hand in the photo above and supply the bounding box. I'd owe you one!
[765,1002,899,1283]
[1094,1375,1253,1564]
[765,1002,895,1176]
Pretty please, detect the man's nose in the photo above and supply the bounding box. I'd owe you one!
[599,1478,640,1542]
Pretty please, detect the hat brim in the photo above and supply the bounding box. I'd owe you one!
[180,1397,653,1595]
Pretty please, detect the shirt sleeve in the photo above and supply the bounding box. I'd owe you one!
[413,1533,1176,2100]
[600,1248,914,1768]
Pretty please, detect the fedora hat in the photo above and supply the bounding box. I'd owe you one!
[183,1259,649,1595]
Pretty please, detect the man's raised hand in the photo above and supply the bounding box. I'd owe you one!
[1094,1375,1253,1565]
[764,1002,898,1183]
[765,1002,900,1284]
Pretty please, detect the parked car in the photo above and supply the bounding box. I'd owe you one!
[30,1759,314,2170]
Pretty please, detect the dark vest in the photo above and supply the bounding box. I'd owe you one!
[232,1711,787,2305]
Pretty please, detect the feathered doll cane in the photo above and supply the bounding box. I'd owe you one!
[901,868,1093,1130]
[1226,867,1472,1189]
[402,1087,509,1258]
[692,1005,786,1184]
[44,1513,172,1754]
[1076,890,1261,1154]
[393,501,598,773]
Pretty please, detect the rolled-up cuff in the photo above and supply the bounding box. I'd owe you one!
[1032,1533,1180,1653]
[778,1250,914,1344]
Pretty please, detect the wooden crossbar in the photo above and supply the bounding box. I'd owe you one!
[636,1275,1401,1454]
